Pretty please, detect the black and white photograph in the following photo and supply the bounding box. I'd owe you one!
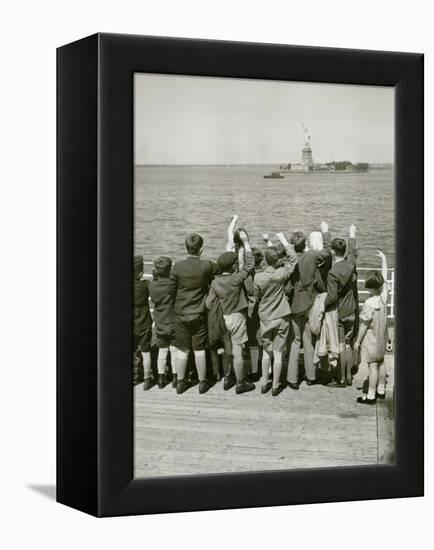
[133,73,395,478]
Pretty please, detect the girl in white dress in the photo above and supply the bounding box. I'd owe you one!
[354,250,390,405]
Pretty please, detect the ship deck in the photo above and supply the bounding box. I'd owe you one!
[134,353,394,479]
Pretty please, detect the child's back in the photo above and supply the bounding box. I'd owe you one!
[149,277,174,325]
[359,294,388,363]
[148,256,176,351]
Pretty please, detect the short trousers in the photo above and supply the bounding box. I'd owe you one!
[175,312,207,352]
[223,312,248,346]
[133,324,152,353]
[338,313,356,345]
[155,322,176,349]
[260,315,290,353]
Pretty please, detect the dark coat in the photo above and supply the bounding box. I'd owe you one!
[133,278,152,334]
[168,256,216,315]
[290,231,332,315]
[325,237,358,320]
[148,277,175,325]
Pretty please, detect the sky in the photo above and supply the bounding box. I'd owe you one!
[134,73,394,165]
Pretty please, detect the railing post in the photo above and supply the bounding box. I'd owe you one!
[389,269,394,319]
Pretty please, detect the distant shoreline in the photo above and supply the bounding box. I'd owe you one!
[135,163,395,169]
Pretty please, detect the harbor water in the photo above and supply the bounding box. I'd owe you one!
[134,165,395,268]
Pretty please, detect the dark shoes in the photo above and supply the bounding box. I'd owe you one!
[143,377,155,391]
[356,396,376,405]
[199,379,211,394]
[327,380,347,388]
[304,377,317,386]
[248,372,261,382]
[287,382,299,391]
[223,376,236,391]
[176,379,192,395]
[376,391,386,400]
[271,385,284,397]
[261,381,272,394]
[157,374,166,389]
[235,381,256,395]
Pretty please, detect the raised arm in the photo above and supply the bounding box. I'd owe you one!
[275,232,298,279]
[226,215,239,251]
[317,220,332,260]
[346,224,358,267]
[232,230,254,284]
[375,250,388,303]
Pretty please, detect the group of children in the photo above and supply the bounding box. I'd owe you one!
[133,216,391,405]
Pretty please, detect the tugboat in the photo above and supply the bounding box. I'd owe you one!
[263,171,284,179]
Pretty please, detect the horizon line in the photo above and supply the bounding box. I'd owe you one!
[135,161,395,167]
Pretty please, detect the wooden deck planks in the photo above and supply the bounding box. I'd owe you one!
[134,355,394,478]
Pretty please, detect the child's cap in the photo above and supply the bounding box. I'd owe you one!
[154,256,172,276]
[134,255,144,278]
[217,251,238,272]
[364,270,384,289]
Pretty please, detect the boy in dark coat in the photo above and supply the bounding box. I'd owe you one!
[325,224,358,386]
[287,222,331,388]
[133,255,153,390]
[148,256,178,389]
[168,233,216,395]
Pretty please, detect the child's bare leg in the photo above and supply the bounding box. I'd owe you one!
[194,350,207,381]
[272,351,283,389]
[249,346,259,375]
[377,359,386,395]
[142,351,152,379]
[157,348,168,374]
[176,349,189,381]
[169,345,178,375]
[261,351,272,388]
[232,343,245,384]
[367,361,379,400]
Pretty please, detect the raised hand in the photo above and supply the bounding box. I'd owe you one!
[349,224,357,238]
[275,232,289,247]
[320,221,329,233]
[375,250,386,261]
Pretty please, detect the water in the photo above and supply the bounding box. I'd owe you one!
[134,165,395,268]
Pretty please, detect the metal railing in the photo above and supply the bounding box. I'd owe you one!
[142,262,395,320]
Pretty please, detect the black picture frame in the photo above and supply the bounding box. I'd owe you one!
[57,33,424,517]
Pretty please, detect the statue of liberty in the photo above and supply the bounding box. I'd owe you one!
[302,123,311,147]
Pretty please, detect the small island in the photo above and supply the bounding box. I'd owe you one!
[274,126,370,174]
[325,161,370,172]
